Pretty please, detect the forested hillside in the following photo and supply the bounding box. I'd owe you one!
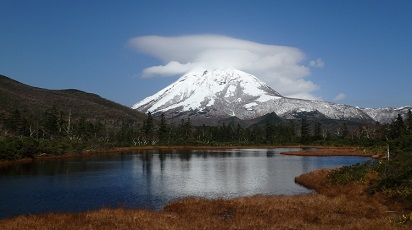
[0,74,147,159]
[1,74,411,161]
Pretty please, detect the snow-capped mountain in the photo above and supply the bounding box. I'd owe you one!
[362,107,412,124]
[132,69,404,124]
[133,69,282,119]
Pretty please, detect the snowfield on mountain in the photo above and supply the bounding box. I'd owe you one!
[132,69,409,124]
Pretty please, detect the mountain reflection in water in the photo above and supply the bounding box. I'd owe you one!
[0,148,368,219]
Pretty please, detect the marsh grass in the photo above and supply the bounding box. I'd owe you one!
[1,169,409,230]
[281,146,375,157]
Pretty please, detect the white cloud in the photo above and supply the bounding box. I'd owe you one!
[142,61,196,78]
[309,58,325,68]
[129,34,320,100]
[334,93,346,101]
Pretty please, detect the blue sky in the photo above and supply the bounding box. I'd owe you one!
[1,0,411,108]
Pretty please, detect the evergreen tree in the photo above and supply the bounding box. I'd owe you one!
[287,120,296,142]
[342,123,349,140]
[43,106,59,139]
[234,124,244,142]
[217,123,234,142]
[300,118,310,144]
[390,114,405,139]
[250,126,263,144]
[74,117,90,140]
[325,130,332,141]
[57,110,66,135]
[0,112,5,136]
[158,114,169,143]
[7,109,23,135]
[176,118,193,142]
[184,118,192,140]
[406,109,412,133]
[314,122,322,141]
[20,116,31,137]
[142,112,154,137]
[265,122,275,144]
[167,122,177,142]
[200,124,210,142]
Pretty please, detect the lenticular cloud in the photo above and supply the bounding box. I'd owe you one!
[128,34,319,100]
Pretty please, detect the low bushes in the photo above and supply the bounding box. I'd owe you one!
[328,150,412,208]
[329,162,372,184]
[0,137,87,160]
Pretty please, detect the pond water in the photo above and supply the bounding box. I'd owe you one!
[0,148,369,219]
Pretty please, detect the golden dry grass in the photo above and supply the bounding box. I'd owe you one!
[0,195,403,230]
[281,146,376,157]
[1,168,410,230]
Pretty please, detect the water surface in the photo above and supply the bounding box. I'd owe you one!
[0,148,368,219]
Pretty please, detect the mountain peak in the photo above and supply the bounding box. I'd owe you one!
[132,68,282,116]
[132,69,376,124]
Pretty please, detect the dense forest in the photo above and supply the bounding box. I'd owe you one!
[0,105,411,161]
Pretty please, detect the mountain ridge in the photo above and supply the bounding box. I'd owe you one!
[133,69,409,125]
[0,74,146,124]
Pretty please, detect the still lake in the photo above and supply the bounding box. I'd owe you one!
[0,148,368,219]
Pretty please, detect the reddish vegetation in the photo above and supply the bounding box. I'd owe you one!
[1,146,409,229]
[1,166,410,229]
[281,146,376,157]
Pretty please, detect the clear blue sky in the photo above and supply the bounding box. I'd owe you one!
[1,0,411,108]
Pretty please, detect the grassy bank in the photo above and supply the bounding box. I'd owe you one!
[1,167,410,229]
[281,146,378,157]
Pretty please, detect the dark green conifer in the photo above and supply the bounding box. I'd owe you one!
[300,118,310,144]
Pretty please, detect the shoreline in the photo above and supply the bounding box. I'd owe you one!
[0,146,406,229]
[0,166,407,229]
[280,146,378,157]
[0,145,378,166]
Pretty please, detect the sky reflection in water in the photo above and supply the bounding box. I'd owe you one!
[0,148,368,219]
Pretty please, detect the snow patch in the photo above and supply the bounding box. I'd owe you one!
[296,108,315,113]
[244,102,258,111]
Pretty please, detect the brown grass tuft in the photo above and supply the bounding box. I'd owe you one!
[281,146,376,157]
[1,168,410,229]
